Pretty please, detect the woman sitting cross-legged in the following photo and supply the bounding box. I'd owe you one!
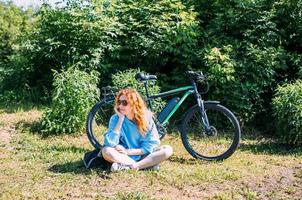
[101,88,173,172]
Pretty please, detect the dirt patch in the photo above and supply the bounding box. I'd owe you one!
[236,163,302,199]
[0,109,41,145]
[0,125,15,146]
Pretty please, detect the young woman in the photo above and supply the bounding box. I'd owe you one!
[101,88,173,171]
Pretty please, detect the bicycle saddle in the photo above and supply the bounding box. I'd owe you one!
[135,72,157,82]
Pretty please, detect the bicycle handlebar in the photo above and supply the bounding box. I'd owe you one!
[185,71,209,94]
[185,71,207,82]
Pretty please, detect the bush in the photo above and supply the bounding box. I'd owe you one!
[203,45,236,103]
[272,80,302,145]
[0,2,33,66]
[4,0,199,98]
[200,43,285,126]
[41,67,99,135]
[112,0,200,70]
[111,68,164,113]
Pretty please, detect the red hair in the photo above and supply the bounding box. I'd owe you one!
[115,88,150,135]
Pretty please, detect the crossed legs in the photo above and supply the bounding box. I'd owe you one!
[101,145,173,170]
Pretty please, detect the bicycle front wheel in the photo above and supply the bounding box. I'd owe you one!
[181,103,240,161]
[86,98,115,149]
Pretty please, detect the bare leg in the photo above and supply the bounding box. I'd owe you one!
[134,145,173,170]
[102,147,136,165]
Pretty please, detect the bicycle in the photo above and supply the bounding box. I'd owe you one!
[86,71,241,161]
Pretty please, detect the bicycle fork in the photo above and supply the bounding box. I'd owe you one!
[196,95,212,133]
[191,81,211,133]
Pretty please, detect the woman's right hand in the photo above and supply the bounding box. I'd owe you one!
[112,106,125,134]
[114,106,125,121]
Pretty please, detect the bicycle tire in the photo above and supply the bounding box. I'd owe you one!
[181,103,240,161]
[86,98,115,149]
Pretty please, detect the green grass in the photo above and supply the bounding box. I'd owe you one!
[1,106,302,199]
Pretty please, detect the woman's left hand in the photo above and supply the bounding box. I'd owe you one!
[115,145,128,155]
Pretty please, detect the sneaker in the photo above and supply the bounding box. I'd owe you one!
[144,164,160,171]
[110,162,131,172]
[152,164,160,171]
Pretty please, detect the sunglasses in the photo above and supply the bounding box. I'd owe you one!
[117,99,128,106]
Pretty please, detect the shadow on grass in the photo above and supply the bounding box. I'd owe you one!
[16,120,43,133]
[240,137,302,156]
[169,155,200,164]
[48,160,111,179]
[16,120,85,139]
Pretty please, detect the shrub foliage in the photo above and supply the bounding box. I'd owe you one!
[272,80,302,145]
[41,67,99,134]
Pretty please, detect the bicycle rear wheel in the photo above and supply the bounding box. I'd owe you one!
[181,103,240,161]
[86,98,115,149]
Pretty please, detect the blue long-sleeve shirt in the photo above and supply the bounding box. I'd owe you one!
[103,114,160,161]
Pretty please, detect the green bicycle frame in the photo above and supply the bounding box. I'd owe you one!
[148,86,194,125]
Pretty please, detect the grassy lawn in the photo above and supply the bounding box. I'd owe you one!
[1,105,302,200]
